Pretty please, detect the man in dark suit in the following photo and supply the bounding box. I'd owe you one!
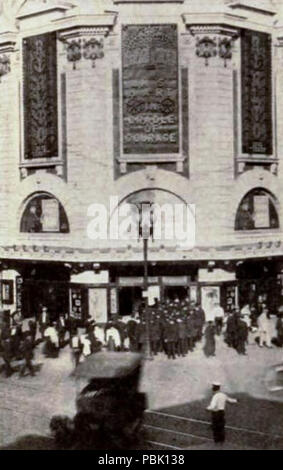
[19,334,36,377]
[163,319,178,359]
[57,315,67,348]
[1,338,15,377]
[28,319,37,347]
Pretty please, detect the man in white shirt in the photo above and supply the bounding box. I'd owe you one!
[257,308,273,348]
[212,302,225,335]
[206,382,238,444]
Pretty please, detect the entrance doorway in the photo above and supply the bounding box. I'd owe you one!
[21,263,70,320]
[118,287,143,316]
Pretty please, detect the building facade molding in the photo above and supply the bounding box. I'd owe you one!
[113,168,197,207]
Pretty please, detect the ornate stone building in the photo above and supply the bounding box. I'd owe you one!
[0,0,283,321]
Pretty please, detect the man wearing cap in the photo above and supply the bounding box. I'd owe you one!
[206,383,238,444]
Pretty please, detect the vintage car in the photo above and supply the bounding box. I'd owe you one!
[50,351,147,449]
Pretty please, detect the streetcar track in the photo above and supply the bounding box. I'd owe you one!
[146,410,283,440]
[143,423,213,441]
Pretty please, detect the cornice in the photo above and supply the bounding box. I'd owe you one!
[16,2,75,20]
[226,1,277,16]
[0,32,18,52]
[54,13,117,37]
[187,24,240,38]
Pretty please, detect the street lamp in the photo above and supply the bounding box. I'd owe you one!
[137,201,154,361]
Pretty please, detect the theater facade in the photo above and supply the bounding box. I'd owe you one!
[0,0,283,322]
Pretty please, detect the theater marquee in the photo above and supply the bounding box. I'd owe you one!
[122,24,179,155]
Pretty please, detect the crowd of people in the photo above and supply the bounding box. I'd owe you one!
[0,293,283,377]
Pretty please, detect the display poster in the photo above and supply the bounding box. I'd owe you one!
[16,277,23,313]
[201,286,220,321]
[122,24,179,154]
[110,288,118,315]
[189,285,198,303]
[70,288,83,320]
[89,288,108,323]
[41,198,60,232]
[254,195,270,228]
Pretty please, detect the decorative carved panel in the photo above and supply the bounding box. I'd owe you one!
[241,29,273,155]
[122,24,179,155]
[195,36,217,66]
[23,32,58,160]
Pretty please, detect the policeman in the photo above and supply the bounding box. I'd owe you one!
[163,319,178,359]
[176,317,188,357]
[149,318,161,356]
[206,382,238,444]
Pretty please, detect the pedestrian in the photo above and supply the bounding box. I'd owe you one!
[57,314,67,348]
[225,310,238,349]
[28,319,37,347]
[206,382,238,444]
[195,303,206,340]
[236,316,248,355]
[105,322,121,351]
[163,319,178,359]
[257,308,273,348]
[1,337,15,377]
[93,324,106,347]
[176,317,188,357]
[70,331,82,367]
[19,334,36,378]
[150,319,161,355]
[212,302,225,336]
[127,315,138,352]
[11,323,22,360]
[39,307,50,340]
[203,321,216,357]
[44,323,59,358]
[80,334,92,358]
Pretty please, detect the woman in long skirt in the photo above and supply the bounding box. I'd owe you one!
[203,322,216,357]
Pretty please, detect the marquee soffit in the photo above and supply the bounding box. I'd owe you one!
[0,241,283,263]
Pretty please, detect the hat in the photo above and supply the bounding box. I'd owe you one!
[212,381,221,387]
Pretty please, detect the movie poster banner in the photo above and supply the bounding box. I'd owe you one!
[241,29,272,155]
[122,24,179,155]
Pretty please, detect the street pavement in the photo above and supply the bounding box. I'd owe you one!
[1,323,283,449]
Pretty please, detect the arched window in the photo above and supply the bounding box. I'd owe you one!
[20,193,69,233]
[235,189,279,231]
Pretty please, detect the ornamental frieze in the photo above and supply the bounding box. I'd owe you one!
[188,25,239,67]
[0,38,17,82]
[196,36,217,66]
[58,26,110,69]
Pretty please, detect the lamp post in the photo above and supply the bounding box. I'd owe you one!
[137,201,154,361]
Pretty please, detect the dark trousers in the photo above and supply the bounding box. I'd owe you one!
[20,358,35,377]
[165,341,176,359]
[177,338,188,356]
[3,358,14,377]
[150,340,160,355]
[73,349,81,367]
[211,411,225,443]
[215,318,223,336]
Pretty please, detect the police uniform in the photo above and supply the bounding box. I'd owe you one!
[207,383,237,443]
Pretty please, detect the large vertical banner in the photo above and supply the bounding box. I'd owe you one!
[122,24,179,155]
[23,32,58,159]
[241,29,272,155]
